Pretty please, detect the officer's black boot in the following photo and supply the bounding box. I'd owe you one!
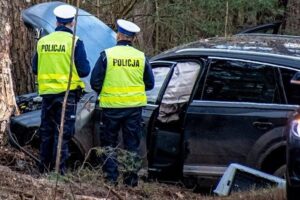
[123,172,138,187]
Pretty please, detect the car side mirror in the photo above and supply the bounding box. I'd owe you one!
[290,72,300,85]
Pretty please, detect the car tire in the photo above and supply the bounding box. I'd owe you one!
[273,164,286,178]
[286,180,300,200]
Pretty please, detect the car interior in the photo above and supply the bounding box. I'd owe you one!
[147,61,201,172]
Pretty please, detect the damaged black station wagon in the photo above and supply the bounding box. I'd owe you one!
[145,34,300,185]
[11,2,300,189]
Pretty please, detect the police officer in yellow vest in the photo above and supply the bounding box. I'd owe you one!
[90,19,154,186]
[32,5,90,174]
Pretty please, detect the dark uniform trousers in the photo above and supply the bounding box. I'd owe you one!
[39,93,77,174]
[101,107,142,186]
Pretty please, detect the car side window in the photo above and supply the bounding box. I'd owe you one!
[280,68,300,105]
[146,67,171,104]
[199,59,282,103]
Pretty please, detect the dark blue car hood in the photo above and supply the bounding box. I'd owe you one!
[22,1,116,92]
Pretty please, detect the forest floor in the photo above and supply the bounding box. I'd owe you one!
[0,145,286,200]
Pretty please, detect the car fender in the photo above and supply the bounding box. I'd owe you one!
[73,92,98,156]
[246,127,286,171]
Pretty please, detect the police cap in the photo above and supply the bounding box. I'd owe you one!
[117,19,140,37]
[54,5,76,24]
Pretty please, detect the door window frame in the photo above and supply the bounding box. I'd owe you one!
[148,61,177,105]
[195,57,297,105]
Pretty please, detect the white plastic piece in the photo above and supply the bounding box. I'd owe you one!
[214,163,286,196]
[33,96,43,102]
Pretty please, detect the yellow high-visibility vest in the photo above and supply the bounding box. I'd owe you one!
[99,45,147,108]
[37,31,85,95]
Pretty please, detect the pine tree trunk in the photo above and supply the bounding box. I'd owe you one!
[285,0,300,35]
[0,0,17,144]
[0,0,34,144]
[1,0,36,97]
[10,0,35,95]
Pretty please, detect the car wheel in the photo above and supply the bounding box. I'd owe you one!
[273,164,286,178]
[286,180,300,200]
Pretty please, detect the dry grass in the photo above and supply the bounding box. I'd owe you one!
[0,146,287,200]
[203,188,285,200]
[0,167,286,200]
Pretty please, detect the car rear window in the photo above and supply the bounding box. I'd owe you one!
[199,59,282,104]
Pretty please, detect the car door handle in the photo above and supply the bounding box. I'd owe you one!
[252,121,273,130]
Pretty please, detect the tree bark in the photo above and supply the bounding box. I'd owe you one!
[1,0,36,99]
[10,1,35,95]
[0,0,32,144]
[285,0,300,35]
[0,0,12,139]
[0,0,14,144]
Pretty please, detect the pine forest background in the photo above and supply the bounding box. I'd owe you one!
[2,0,299,96]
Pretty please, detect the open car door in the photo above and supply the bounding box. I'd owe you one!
[144,61,202,179]
[141,61,176,164]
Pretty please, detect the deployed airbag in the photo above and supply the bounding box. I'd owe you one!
[158,62,201,123]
